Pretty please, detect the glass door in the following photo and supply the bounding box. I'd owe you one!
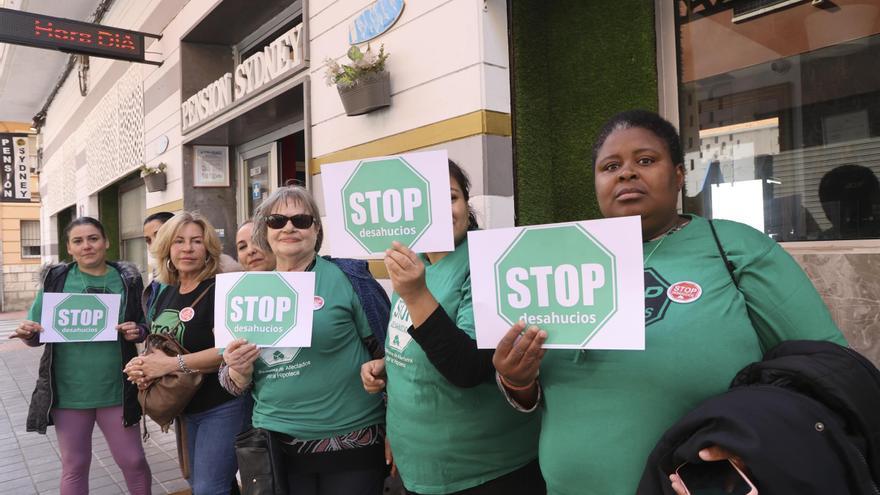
[238,141,278,223]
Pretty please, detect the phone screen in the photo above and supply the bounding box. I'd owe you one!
[677,461,753,495]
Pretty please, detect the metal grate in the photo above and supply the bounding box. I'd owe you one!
[732,0,806,22]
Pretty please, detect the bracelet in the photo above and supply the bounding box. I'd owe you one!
[177,354,196,374]
[499,373,537,391]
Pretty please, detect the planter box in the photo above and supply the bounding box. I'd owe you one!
[338,72,391,116]
[144,172,167,192]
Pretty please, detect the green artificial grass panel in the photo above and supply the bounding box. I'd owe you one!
[512,0,659,225]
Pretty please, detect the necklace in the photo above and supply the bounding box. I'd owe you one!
[76,264,109,294]
[643,218,688,266]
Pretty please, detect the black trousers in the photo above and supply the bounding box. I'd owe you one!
[406,458,546,495]
[282,443,387,495]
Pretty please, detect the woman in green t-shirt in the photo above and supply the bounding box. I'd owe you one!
[492,110,847,495]
[360,160,544,495]
[17,216,151,495]
[221,185,388,495]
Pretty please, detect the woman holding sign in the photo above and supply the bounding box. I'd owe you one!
[360,161,544,495]
[220,185,388,495]
[492,110,847,495]
[17,216,151,495]
[125,212,244,495]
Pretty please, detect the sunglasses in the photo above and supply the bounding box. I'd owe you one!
[266,213,315,230]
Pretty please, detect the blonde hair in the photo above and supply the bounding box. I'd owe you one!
[152,211,222,285]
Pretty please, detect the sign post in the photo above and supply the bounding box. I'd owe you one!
[468,217,645,350]
[321,150,454,258]
[214,272,315,348]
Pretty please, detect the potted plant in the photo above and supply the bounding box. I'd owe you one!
[324,44,391,116]
[140,162,167,192]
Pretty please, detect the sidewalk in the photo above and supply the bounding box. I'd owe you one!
[0,311,191,494]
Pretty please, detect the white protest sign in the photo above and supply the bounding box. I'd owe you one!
[321,150,454,258]
[214,271,315,348]
[40,292,122,343]
[468,216,645,349]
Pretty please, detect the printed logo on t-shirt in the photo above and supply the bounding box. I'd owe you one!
[644,268,672,325]
[152,309,186,342]
[313,296,325,310]
[667,281,702,304]
[179,307,195,322]
[259,347,301,367]
[387,298,413,353]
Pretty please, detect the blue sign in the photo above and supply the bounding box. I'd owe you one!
[348,0,405,45]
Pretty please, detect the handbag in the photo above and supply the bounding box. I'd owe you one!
[137,332,203,431]
[235,427,288,495]
[137,282,214,432]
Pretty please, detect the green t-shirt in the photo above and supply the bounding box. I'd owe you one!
[537,216,847,495]
[28,265,126,409]
[385,239,541,494]
[250,256,385,440]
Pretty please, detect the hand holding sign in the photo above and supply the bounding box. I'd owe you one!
[322,150,454,258]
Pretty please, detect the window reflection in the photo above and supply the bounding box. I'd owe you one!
[677,1,880,241]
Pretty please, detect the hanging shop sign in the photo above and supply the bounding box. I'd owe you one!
[1,134,30,203]
[0,7,158,64]
[349,0,405,45]
[181,23,305,134]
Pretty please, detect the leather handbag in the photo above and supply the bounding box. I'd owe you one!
[137,282,215,431]
[136,332,203,432]
[235,427,288,495]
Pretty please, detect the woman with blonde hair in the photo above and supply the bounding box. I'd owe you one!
[125,211,245,494]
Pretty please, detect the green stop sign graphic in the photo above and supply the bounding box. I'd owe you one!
[226,273,299,346]
[494,225,617,347]
[341,157,432,252]
[52,295,109,342]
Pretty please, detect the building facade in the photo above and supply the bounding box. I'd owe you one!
[37,0,512,283]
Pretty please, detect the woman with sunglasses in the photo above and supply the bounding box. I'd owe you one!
[125,212,245,495]
[221,186,387,495]
[18,216,151,495]
[360,160,544,495]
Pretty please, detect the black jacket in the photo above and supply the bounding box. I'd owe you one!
[638,340,880,495]
[25,262,146,434]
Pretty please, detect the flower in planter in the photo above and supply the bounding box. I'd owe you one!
[139,162,167,178]
[323,44,389,89]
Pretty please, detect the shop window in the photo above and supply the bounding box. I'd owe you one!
[20,220,40,258]
[676,1,880,241]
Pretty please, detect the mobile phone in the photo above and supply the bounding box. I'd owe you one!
[675,460,758,495]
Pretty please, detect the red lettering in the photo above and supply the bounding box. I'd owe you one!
[120,34,136,51]
[33,20,53,36]
[98,30,115,46]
